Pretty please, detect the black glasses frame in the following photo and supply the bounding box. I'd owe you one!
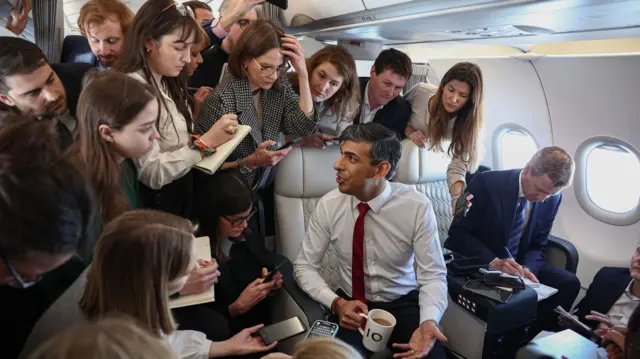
[223,208,258,227]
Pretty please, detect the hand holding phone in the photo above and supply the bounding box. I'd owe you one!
[263,259,287,283]
[276,136,304,151]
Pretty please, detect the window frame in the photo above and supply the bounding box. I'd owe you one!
[574,136,640,226]
[492,123,540,170]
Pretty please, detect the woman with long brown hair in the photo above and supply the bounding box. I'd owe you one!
[288,45,360,148]
[115,0,238,218]
[404,62,485,211]
[21,210,278,359]
[75,70,160,224]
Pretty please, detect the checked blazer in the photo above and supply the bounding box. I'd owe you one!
[195,74,319,186]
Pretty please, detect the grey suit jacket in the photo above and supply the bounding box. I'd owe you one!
[195,75,319,187]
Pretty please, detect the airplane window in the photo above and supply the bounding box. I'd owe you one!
[499,129,538,170]
[586,145,640,214]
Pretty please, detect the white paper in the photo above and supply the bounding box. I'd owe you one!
[194,125,252,175]
[170,236,215,308]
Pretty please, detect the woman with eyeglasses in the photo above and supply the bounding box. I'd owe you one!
[21,210,278,359]
[195,168,287,333]
[195,19,319,189]
[115,0,239,219]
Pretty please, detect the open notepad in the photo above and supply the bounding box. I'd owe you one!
[194,125,251,175]
[501,273,558,301]
[169,236,215,309]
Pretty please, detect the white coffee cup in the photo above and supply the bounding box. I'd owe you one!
[358,309,397,352]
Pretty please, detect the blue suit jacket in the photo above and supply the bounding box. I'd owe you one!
[444,169,562,275]
[575,267,632,330]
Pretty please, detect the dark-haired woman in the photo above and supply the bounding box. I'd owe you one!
[404,62,485,212]
[115,0,238,218]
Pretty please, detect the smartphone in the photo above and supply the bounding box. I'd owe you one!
[187,87,199,95]
[555,306,599,341]
[266,0,288,10]
[263,259,287,283]
[258,317,305,345]
[447,256,489,274]
[275,136,304,151]
[304,320,339,340]
[483,275,526,290]
[463,279,513,304]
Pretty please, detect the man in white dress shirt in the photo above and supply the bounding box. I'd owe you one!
[294,123,448,358]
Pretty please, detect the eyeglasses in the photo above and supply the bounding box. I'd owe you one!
[223,208,257,227]
[161,2,195,19]
[0,246,42,289]
[252,59,290,77]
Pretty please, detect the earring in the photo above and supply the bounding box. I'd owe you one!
[145,48,151,53]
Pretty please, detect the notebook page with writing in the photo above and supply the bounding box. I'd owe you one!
[170,236,215,309]
[194,125,251,175]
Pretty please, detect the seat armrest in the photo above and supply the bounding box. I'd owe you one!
[546,235,579,274]
[280,260,326,324]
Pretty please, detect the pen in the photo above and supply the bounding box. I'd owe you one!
[504,246,525,276]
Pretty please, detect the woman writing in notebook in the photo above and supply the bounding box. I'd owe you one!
[195,168,285,333]
[404,62,485,213]
[195,19,319,189]
[115,0,238,218]
[22,210,278,359]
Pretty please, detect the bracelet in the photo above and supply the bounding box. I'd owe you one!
[189,134,217,156]
[331,297,343,313]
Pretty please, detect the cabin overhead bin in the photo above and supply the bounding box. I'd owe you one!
[283,0,640,45]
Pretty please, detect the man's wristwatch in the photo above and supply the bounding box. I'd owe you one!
[237,158,250,174]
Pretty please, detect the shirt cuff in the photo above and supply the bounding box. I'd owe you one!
[420,306,444,326]
[317,288,340,310]
[211,18,231,39]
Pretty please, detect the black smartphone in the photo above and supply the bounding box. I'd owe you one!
[188,87,198,95]
[483,275,526,290]
[447,256,489,274]
[266,0,288,10]
[275,136,304,151]
[264,259,287,283]
[463,280,513,304]
[258,317,305,345]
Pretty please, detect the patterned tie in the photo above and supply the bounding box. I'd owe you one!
[352,202,370,303]
[507,197,528,258]
[55,120,74,151]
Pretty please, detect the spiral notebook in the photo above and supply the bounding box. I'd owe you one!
[194,125,251,175]
[169,236,215,309]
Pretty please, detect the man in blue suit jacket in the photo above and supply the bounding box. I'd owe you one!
[445,146,581,333]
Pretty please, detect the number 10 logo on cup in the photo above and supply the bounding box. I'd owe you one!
[358,309,397,352]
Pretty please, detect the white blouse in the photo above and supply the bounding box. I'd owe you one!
[128,72,202,190]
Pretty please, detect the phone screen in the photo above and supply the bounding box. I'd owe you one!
[259,317,305,345]
[264,260,287,283]
[463,280,512,303]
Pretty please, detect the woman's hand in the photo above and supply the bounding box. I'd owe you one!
[261,267,283,292]
[280,35,307,75]
[586,311,616,329]
[408,130,426,148]
[296,132,334,149]
[193,86,214,119]
[247,140,292,168]
[229,277,274,316]
[220,0,266,28]
[216,324,278,357]
[180,259,220,295]
[5,0,30,36]
[200,114,238,148]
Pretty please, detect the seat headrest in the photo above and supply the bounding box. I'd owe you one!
[275,146,340,198]
[394,139,451,184]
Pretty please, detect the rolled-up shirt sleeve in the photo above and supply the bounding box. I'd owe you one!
[135,140,202,190]
[413,200,448,325]
[165,330,212,359]
[293,198,339,309]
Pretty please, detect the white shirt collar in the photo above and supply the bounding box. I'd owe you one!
[624,280,640,300]
[518,170,525,198]
[363,81,384,112]
[352,180,391,214]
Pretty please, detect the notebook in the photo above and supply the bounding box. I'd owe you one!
[500,273,558,301]
[194,125,251,175]
[169,236,215,309]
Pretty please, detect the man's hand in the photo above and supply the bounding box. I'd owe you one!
[180,259,220,295]
[392,320,447,358]
[490,258,525,277]
[5,0,30,36]
[335,298,368,331]
[586,310,615,329]
[523,267,539,283]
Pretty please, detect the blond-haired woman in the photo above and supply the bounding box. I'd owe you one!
[262,337,364,359]
[20,210,277,359]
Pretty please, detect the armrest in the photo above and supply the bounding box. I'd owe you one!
[546,235,579,274]
[256,194,266,240]
[280,260,326,324]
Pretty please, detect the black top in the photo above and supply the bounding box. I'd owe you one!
[354,77,411,140]
[575,266,633,330]
[188,45,230,89]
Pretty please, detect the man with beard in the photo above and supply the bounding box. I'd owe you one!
[78,0,134,69]
[0,37,92,150]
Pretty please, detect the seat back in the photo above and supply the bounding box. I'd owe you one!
[274,145,341,288]
[393,139,453,244]
[60,35,96,65]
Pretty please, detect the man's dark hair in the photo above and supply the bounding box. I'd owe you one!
[0,113,98,260]
[373,48,412,79]
[183,0,212,12]
[528,146,575,188]
[0,37,48,93]
[339,123,402,180]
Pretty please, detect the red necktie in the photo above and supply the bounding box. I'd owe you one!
[352,202,370,303]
